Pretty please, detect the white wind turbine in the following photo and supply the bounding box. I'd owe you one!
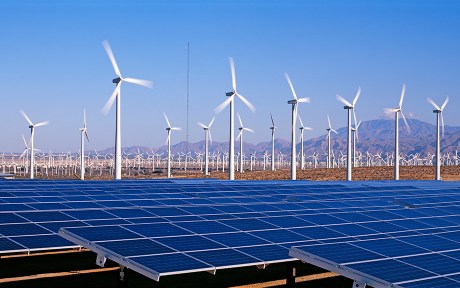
[336,87,361,181]
[164,113,181,178]
[384,84,410,180]
[20,110,49,179]
[326,115,338,169]
[215,57,255,180]
[269,113,276,171]
[198,116,215,176]
[285,72,310,180]
[79,109,90,180]
[427,96,449,180]
[237,113,254,173]
[101,40,153,180]
[298,114,312,170]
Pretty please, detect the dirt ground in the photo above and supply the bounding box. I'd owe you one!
[15,165,460,181]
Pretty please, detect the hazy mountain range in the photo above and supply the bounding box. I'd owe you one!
[97,119,460,159]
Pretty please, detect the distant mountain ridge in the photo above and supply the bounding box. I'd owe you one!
[96,119,460,158]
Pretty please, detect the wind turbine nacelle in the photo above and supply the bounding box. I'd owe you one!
[287,100,296,104]
[112,77,121,84]
[433,110,440,113]
[226,92,234,97]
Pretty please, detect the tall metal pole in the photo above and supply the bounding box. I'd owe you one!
[80,131,85,180]
[290,102,297,180]
[327,131,331,168]
[271,128,275,171]
[346,107,352,181]
[229,98,235,180]
[300,128,304,170]
[240,128,244,173]
[167,129,171,178]
[395,111,399,180]
[30,127,34,179]
[205,129,209,175]
[114,82,122,180]
[435,111,441,180]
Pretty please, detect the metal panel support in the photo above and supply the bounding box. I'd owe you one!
[96,253,106,267]
[352,280,367,288]
[286,261,296,288]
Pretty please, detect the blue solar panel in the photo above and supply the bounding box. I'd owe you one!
[156,235,225,252]
[188,248,262,267]
[129,253,212,274]
[206,232,270,247]
[124,223,193,238]
[95,238,174,257]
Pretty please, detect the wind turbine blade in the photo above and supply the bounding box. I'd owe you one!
[441,96,449,110]
[237,113,243,128]
[171,127,181,131]
[22,134,28,147]
[270,113,275,126]
[163,113,171,128]
[20,110,33,126]
[305,127,313,131]
[236,130,242,140]
[384,108,399,116]
[208,130,213,145]
[236,93,256,112]
[208,116,215,128]
[102,84,120,115]
[85,130,90,142]
[332,129,338,134]
[284,72,297,100]
[400,111,411,134]
[297,97,310,103]
[298,114,304,128]
[245,128,254,133]
[165,134,169,145]
[123,77,153,88]
[352,87,361,106]
[102,40,122,78]
[214,96,233,114]
[198,122,207,129]
[353,110,358,132]
[336,94,352,107]
[327,114,332,129]
[229,57,236,92]
[427,97,440,110]
[35,121,49,127]
[399,84,406,108]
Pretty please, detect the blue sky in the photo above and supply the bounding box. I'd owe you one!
[0,0,459,152]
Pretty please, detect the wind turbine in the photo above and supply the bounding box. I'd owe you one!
[285,72,310,180]
[384,84,410,180]
[101,40,153,180]
[198,116,215,176]
[427,96,449,180]
[79,109,90,180]
[215,57,255,180]
[20,110,49,179]
[164,113,181,178]
[269,113,276,171]
[298,114,312,170]
[237,113,254,173]
[326,115,338,169]
[336,87,361,181]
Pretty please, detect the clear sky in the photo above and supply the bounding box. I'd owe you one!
[0,0,459,153]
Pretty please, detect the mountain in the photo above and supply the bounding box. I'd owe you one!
[92,119,460,159]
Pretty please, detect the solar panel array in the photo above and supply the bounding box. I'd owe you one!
[2,179,460,286]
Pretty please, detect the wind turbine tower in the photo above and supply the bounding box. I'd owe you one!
[198,116,215,176]
[101,40,152,180]
[336,87,361,181]
[427,97,449,180]
[285,73,310,180]
[20,111,49,179]
[269,113,276,171]
[80,109,90,180]
[385,84,410,180]
[215,58,255,180]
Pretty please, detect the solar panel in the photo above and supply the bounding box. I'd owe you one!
[1,178,460,286]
